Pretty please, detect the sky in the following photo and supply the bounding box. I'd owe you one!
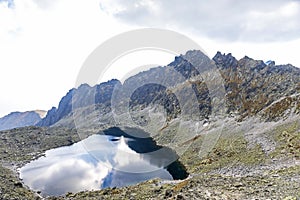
[0,0,300,117]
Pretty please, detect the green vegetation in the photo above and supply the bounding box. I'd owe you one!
[187,136,265,173]
[269,121,300,159]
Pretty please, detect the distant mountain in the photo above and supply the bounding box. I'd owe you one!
[0,110,46,131]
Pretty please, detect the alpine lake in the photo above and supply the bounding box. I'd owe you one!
[19,127,188,197]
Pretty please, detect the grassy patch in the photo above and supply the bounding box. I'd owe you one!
[180,132,266,173]
[269,121,300,159]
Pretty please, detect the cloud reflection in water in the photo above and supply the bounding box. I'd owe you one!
[20,135,172,196]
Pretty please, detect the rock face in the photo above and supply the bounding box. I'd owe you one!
[213,52,300,121]
[37,79,120,127]
[0,110,46,131]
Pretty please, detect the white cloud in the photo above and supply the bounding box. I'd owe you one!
[240,1,300,41]
[112,136,161,173]
[22,158,111,195]
[100,0,300,42]
[31,0,59,9]
[99,0,300,69]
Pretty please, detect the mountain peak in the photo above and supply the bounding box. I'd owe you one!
[183,49,208,58]
[213,51,238,68]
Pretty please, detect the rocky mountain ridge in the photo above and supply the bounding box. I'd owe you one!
[36,50,300,130]
[213,51,300,121]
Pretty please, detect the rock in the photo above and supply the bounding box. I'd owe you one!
[283,196,297,200]
[233,182,243,188]
[154,188,161,194]
[165,189,173,198]
[13,181,22,187]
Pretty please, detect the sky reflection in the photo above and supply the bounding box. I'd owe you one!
[20,134,172,196]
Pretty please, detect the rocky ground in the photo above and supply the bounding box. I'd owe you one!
[0,115,299,199]
[0,126,79,200]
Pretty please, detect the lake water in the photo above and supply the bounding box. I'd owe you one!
[19,127,187,196]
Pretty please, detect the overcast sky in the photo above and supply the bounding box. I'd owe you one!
[0,0,300,117]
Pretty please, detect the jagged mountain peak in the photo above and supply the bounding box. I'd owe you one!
[168,50,210,66]
[213,51,238,68]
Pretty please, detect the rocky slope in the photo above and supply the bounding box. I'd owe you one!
[0,116,298,199]
[213,52,300,121]
[0,110,46,131]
